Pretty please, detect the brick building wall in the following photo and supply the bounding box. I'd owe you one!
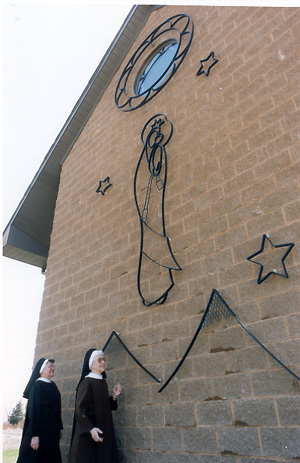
[35,5,300,462]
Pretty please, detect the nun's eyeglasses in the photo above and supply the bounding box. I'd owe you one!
[97,357,106,363]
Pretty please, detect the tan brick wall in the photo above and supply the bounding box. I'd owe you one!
[35,5,300,462]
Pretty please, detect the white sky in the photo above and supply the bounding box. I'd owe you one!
[1,0,297,421]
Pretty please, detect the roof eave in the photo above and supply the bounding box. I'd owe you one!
[3,5,162,269]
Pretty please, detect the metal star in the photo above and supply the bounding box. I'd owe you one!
[196,51,218,77]
[96,177,112,195]
[247,234,295,284]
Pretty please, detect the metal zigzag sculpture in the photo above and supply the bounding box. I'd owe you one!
[102,289,300,392]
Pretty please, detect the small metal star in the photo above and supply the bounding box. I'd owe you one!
[96,177,112,195]
[196,51,218,77]
[247,234,295,284]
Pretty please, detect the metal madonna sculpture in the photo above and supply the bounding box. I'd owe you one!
[134,114,181,306]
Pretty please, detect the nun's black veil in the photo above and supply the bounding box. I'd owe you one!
[76,349,95,391]
[75,348,107,391]
[23,358,46,399]
[23,358,55,399]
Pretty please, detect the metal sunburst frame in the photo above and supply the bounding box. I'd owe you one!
[115,14,193,111]
[133,114,181,307]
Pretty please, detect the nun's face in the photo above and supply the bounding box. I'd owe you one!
[92,355,106,375]
[40,362,55,380]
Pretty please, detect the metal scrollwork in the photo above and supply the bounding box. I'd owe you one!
[134,114,181,306]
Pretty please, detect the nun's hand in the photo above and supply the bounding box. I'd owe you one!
[113,383,122,398]
[90,427,103,442]
[30,436,39,450]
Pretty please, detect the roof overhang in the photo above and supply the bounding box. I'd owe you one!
[3,5,161,270]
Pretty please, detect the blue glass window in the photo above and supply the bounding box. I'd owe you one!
[135,40,178,95]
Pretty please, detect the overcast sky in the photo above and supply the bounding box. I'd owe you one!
[1,0,297,420]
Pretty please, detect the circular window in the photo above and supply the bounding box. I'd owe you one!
[135,39,178,95]
[115,14,193,112]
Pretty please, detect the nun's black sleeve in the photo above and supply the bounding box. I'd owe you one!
[75,379,95,435]
[27,381,42,437]
[110,396,118,411]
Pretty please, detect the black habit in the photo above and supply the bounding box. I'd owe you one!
[17,379,63,463]
[68,376,119,463]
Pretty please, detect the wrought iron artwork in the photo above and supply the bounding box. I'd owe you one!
[196,51,218,77]
[115,14,193,111]
[102,330,161,384]
[247,233,295,284]
[99,292,300,393]
[96,177,112,195]
[158,289,300,392]
[134,114,181,306]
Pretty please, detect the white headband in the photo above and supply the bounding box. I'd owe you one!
[89,350,104,370]
[39,359,49,374]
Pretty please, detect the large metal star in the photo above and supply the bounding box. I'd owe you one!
[196,51,218,77]
[247,234,295,284]
[96,177,112,195]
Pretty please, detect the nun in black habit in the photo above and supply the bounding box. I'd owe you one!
[68,349,122,463]
[17,358,63,463]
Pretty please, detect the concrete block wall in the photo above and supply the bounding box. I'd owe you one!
[34,5,300,462]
